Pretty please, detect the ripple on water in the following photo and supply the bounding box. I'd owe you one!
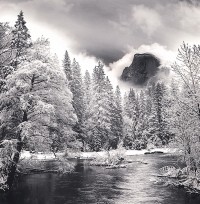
[1,154,200,204]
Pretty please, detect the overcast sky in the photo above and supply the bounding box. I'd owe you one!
[0,0,200,87]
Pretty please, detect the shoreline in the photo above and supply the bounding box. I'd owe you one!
[20,147,179,161]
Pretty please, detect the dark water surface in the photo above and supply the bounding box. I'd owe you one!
[1,154,200,204]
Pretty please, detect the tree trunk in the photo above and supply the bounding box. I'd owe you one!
[6,131,23,189]
[197,103,200,120]
[6,111,27,190]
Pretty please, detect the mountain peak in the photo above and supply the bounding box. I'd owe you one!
[121,53,161,86]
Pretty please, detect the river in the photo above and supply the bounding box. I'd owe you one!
[1,154,200,204]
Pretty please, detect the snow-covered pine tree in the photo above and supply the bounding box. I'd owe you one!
[83,70,92,105]
[105,76,117,149]
[63,50,72,88]
[89,62,112,151]
[123,88,139,149]
[135,90,148,149]
[153,82,170,145]
[145,82,161,146]
[167,79,179,142]
[11,11,32,69]
[154,82,164,142]
[82,70,93,150]
[112,85,123,148]
[144,81,170,147]
[71,58,85,148]
[122,92,133,149]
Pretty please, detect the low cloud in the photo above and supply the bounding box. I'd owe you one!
[108,43,176,91]
[109,43,176,78]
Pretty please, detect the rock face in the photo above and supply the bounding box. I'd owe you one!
[121,53,161,86]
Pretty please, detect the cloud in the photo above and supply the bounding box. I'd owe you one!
[0,0,31,3]
[71,52,98,75]
[0,0,179,65]
[1,0,200,71]
[132,5,162,36]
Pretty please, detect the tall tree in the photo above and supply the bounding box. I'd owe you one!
[71,58,85,148]
[11,11,32,69]
[82,70,93,150]
[88,62,112,151]
[135,90,148,149]
[153,82,167,144]
[63,50,72,88]
[123,88,139,149]
[112,85,123,147]
[144,83,163,146]
[0,38,77,190]
[105,76,116,149]
[171,42,200,174]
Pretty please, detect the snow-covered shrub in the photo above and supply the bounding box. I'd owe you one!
[182,177,200,191]
[0,139,18,191]
[160,166,183,178]
[18,156,75,174]
[90,147,126,166]
[64,147,81,158]
[56,157,75,174]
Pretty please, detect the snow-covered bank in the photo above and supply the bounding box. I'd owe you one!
[80,148,178,159]
[126,148,178,156]
[20,151,65,160]
[20,148,178,161]
[159,165,200,195]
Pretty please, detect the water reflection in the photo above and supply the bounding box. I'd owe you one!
[0,155,200,204]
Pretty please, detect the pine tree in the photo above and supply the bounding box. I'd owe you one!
[153,82,170,145]
[123,88,139,149]
[112,85,123,147]
[11,11,32,69]
[82,70,93,150]
[105,76,116,149]
[143,82,170,147]
[63,50,72,88]
[135,90,148,149]
[145,83,161,146]
[122,92,133,149]
[71,58,85,147]
[154,82,164,141]
[89,62,112,151]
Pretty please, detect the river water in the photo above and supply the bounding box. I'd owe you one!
[1,154,200,204]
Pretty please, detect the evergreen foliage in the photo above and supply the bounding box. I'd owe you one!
[11,11,32,69]
[70,58,85,147]
[63,50,72,88]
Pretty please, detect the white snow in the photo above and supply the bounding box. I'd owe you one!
[20,148,178,161]
[126,149,148,156]
[20,151,64,160]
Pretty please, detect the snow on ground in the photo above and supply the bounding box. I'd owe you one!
[20,148,178,161]
[20,151,64,160]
